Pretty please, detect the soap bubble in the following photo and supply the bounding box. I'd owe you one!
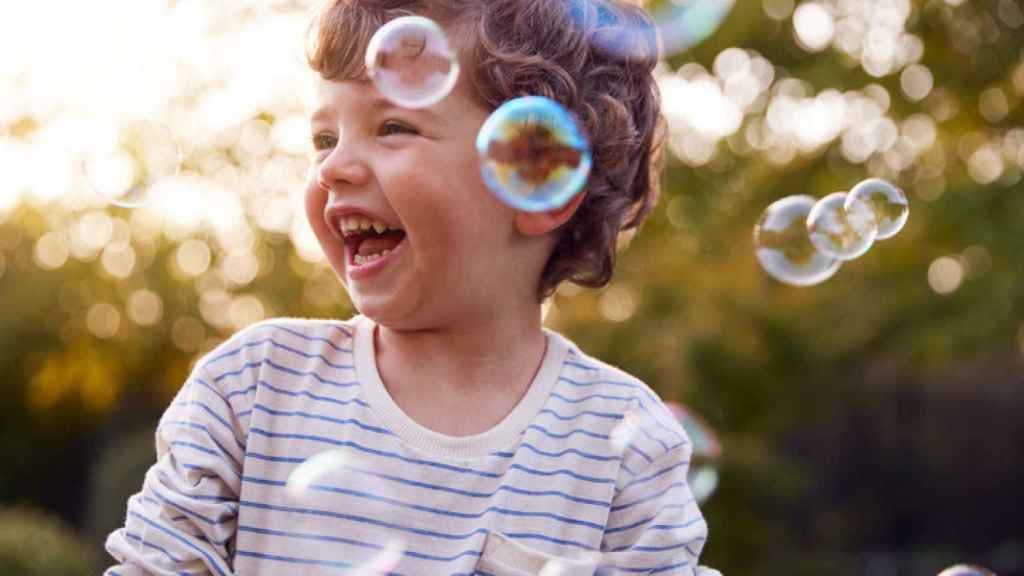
[754,195,841,286]
[806,191,879,261]
[937,565,997,576]
[846,178,909,240]
[577,0,735,61]
[476,96,592,212]
[285,449,407,574]
[665,401,722,503]
[365,15,460,109]
[609,407,641,455]
[653,0,736,56]
[81,119,181,208]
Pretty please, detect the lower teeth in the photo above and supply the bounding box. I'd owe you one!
[354,249,391,265]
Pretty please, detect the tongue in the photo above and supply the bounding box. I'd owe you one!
[356,230,405,257]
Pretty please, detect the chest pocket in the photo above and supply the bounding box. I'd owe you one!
[476,531,596,576]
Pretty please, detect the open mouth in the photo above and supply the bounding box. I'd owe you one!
[344,228,408,267]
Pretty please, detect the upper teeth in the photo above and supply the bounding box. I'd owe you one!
[337,215,401,237]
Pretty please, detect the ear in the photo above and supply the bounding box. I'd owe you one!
[514,191,587,237]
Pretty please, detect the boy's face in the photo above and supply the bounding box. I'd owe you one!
[305,74,533,328]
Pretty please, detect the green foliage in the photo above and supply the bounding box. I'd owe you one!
[0,507,99,576]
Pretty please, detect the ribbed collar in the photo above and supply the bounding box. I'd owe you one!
[353,315,570,460]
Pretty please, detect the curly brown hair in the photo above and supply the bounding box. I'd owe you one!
[308,0,666,301]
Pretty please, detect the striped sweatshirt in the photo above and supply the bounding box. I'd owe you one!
[105,314,719,575]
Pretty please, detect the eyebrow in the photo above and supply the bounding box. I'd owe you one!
[310,96,446,126]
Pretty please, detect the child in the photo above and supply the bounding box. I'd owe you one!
[105,0,719,574]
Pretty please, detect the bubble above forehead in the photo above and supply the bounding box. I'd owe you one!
[365,15,460,109]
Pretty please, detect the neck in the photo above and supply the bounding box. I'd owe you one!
[373,306,548,397]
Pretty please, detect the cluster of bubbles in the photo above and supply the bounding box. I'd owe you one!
[363,15,594,212]
[84,0,735,213]
[753,178,910,286]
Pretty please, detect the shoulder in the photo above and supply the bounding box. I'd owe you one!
[552,335,691,466]
[190,315,360,381]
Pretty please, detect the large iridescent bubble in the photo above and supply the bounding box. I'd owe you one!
[285,449,408,574]
[365,15,460,109]
[476,96,592,212]
[575,0,736,61]
[754,195,841,287]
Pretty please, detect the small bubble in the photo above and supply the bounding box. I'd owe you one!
[846,178,909,240]
[365,16,460,109]
[665,402,722,503]
[754,195,841,286]
[807,192,878,261]
[476,96,592,212]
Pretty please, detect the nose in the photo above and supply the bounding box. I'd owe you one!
[316,141,371,192]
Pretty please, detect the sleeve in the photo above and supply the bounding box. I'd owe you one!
[103,363,248,576]
[599,441,721,576]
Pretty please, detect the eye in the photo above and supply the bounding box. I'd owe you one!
[379,121,418,137]
[312,132,336,152]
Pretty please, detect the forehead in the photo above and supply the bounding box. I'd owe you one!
[311,71,482,125]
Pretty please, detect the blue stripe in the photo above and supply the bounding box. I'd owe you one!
[621,459,689,493]
[233,550,402,575]
[168,441,241,476]
[493,442,619,462]
[127,511,229,576]
[609,537,705,553]
[275,478,605,530]
[232,380,371,410]
[125,530,184,563]
[245,468,609,507]
[548,390,635,404]
[245,430,616,485]
[605,514,703,536]
[537,407,621,421]
[191,378,233,414]
[207,337,355,370]
[144,493,236,530]
[501,531,595,551]
[169,393,246,451]
[601,560,690,574]
[261,322,353,353]
[523,423,609,441]
[611,482,689,513]
[237,525,484,563]
[162,417,244,463]
[249,403,394,436]
[212,358,359,392]
[239,499,491,542]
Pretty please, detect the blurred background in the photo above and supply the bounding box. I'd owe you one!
[2,0,1023,574]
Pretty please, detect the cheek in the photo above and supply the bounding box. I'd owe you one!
[304,175,336,249]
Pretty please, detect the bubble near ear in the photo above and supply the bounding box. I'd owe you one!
[477,96,592,213]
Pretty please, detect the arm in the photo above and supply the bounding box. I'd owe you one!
[104,366,246,576]
[600,442,721,575]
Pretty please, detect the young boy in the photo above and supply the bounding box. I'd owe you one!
[105,0,719,574]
